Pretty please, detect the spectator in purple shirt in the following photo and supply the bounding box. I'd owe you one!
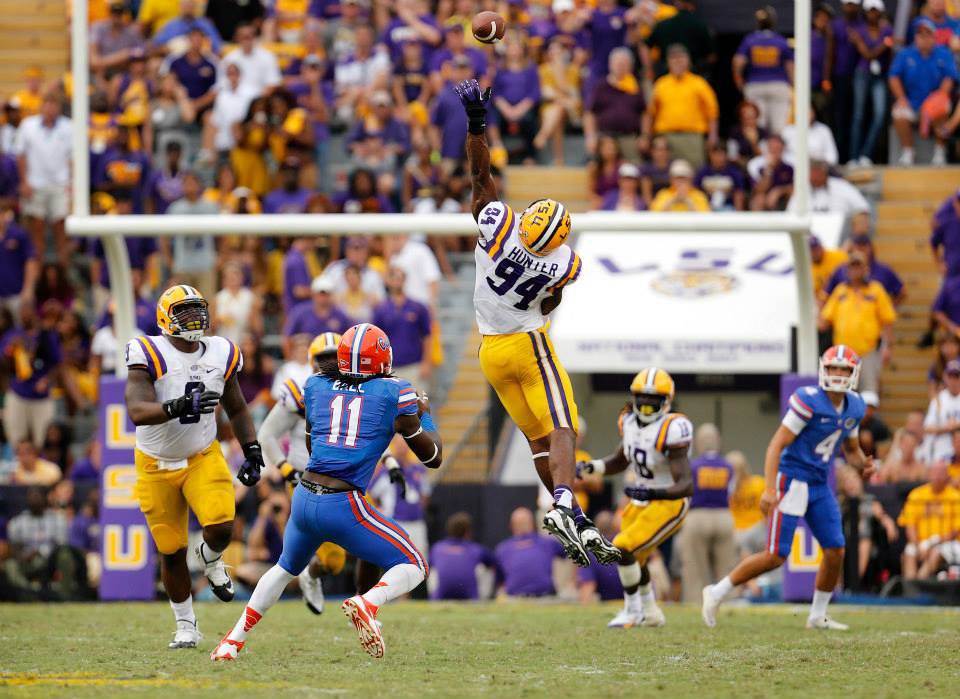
[282,276,353,351]
[932,276,960,337]
[733,6,794,135]
[0,210,38,316]
[429,512,495,601]
[849,0,893,167]
[372,267,433,385]
[430,56,480,167]
[381,0,442,63]
[0,153,19,210]
[282,237,315,313]
[494,507,565,597]
[576,511,623,602]
[369,452,433,563]
[811,4,833,120]
[932,198,960,279]
[346,91,411,172]
[600,162,646,211]
[163,27,218,116]
[68,490,101,555]
[583,0,638,83]
[95,127,152,214]
[748,133,793,211]
[678,423,736,603]
[429,23,487,87]
[825,234,905,304]
[146,141,186,214]
[584,47,645,158]
[264,157,313,214]
[696,143,747,211]
[832,0,863,162]
[492,37,542,163]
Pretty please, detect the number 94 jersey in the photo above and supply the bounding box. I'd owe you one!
[474,201,582,335]
[620,411,694,491]
[780,386,865,485]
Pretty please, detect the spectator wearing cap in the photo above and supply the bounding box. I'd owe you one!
[824,234,904,305]
[898,462,960,579]
[264,158,312,214]
[819,250,896,394]
[166,171,219,298]
[650,159,710,212]
[346,91,411,172]
[220,22,280,95]
[322,236,386,301]
[494,507,565,598]
[429,512,496,601]
[924,360,960,462]
[787,159,869,221]
[372,267,433,384]
[282,277,354,350]
[0,208,38,318]
[859,390,892,458]
[889,17,957,166]
[13,93,73,267]
[733,6,793,135]
[430,55,482,169]
[576,510,624,603]
[600,163,646,211]
[492,36,542,164]
[810,235,848,305]
[150,0,223,54]
[381,0,442,65]
[679,424,736,604]
[282,237,316,314]
[695,143,746,211]
[848,0,893,168]
[641,44,718,169]
[583,48,645,158]
[90,0,146,77]
[831,0,863,164]
[163,27,218,117]
[644,0,715,79]
[747,134,793,211]
[909,0,960,48]
[334,25,392,121]
[781,105,838,166]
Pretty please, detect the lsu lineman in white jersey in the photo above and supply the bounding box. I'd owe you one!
[578,368,694,628]
[124,284,265,649]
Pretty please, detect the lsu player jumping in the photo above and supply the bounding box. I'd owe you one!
[124,285,265,648]
[258,332,348,615]
[456,78,618,567]
[212,323,442,660]
[579,368,694,628]
[702,346,876,630]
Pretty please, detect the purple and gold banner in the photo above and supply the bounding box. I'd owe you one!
[98,376,155,600]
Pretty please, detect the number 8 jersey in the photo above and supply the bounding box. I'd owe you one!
[474,201,582,335]
[780,386,865,485]
[125,334,242,461]
[620,410,694,492]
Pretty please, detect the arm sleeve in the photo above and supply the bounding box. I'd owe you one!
[549,250,582,293]
[279,378,306,416]
[396,379,419,416]
[663,415,694,448]
[125,337,149,370]
[224,339,243,380]
[782,390,815,435]
[257,402,300,469]
[476,201,513,245]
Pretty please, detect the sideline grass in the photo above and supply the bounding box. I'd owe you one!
[1,601,958,698]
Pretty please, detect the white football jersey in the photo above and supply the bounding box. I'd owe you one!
[125,334,243,461]
[274,369,311,470]
[620,411,694,491]
[474,201,582,335]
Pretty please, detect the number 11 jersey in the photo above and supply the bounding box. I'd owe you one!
[780,386,865,485]
[474,201,582,335]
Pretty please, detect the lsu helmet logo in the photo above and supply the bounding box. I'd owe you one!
[519,199,571,256]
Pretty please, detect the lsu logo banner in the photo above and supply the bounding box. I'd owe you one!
[99,377,155,600]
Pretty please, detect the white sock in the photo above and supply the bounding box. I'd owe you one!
[810,589,832,620]
[617,561,641,589]
[198,541,222,567]
[555,489,573,509]
[711,576,733,600]
[362,563,424,607]
[639,582,655,608]
[623,590,642,612]
[227,565,294,642]
[170,595,196,627]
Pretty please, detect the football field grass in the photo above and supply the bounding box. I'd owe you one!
[1,601,958,698]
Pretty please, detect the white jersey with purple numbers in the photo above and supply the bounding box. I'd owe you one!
[621,411,694,492]
[473,201,582,335]
[780,386,865,485]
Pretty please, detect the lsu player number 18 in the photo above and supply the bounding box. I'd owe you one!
[124,285,265,649]
[578,369,694,629]
[456,77,618,568]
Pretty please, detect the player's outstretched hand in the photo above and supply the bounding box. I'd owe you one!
[238,441,265,486]
[455,79,491,118]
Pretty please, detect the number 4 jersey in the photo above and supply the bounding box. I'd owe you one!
[125,334,242,461]
[780,386,865,485]
[620,410,694,493]
[474,201,582,335]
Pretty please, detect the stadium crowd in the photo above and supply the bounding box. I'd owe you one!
[3,0,960,603]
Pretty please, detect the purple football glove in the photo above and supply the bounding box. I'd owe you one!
[454,79,491,134]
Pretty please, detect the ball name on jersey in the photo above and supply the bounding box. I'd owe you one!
[507,246,561,276]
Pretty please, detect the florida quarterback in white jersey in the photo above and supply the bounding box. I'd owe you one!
[579,369,694,628]
[456,78,617,567]
[124,285,265,649]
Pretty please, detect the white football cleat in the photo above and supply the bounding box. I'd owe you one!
[168,620,201,649]
[210,634,244,661]
[299,568,325,615]
[701,585,720,628]
[195,542,235,602]
[542,507,590,567]
[806,616,849,631]
[607,607,643,629]
[342,595,385,659]
[578,523,620,565]
[640,603,666,627]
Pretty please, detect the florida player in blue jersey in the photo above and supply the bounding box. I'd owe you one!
[702,346,877,630]
[211,323,442,661]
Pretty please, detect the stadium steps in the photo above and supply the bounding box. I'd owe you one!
[504,167,592,213]
[0,0,67,98]
[876,167,960,427]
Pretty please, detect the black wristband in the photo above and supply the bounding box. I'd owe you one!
[467,116,486,135]
[242,441,262,458]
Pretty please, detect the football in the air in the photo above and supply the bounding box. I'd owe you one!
[472,11,506,44]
